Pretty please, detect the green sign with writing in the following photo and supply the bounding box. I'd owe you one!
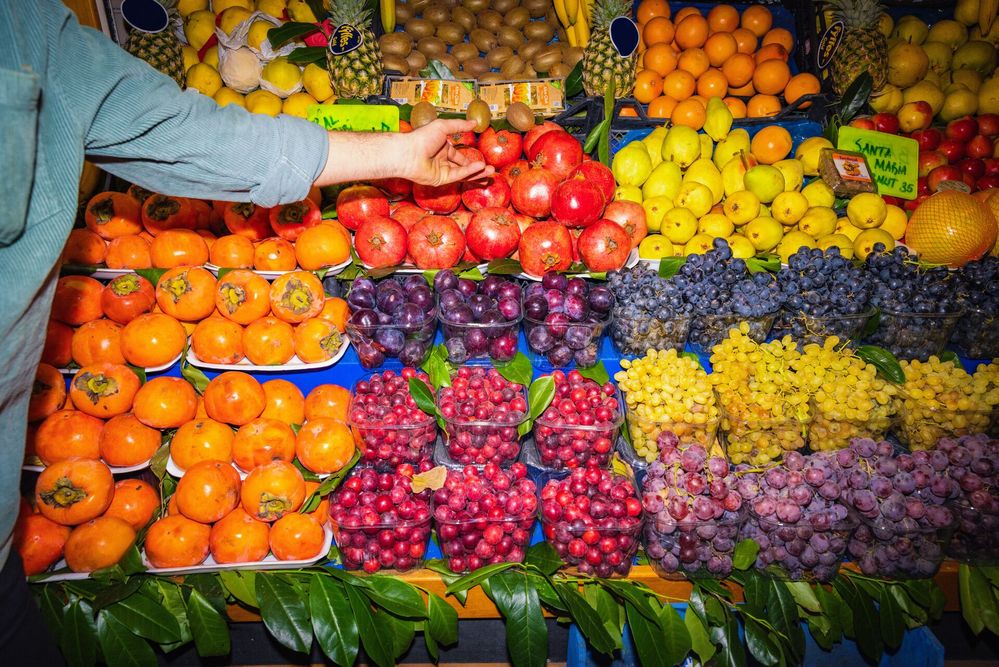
[837,126,919,199]
[307,104,400,132]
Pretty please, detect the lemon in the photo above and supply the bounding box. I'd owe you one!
[246,89,283,115]
[257,0,288,18]
[219,7,253,35]
[203,45,220,68]
[214,87,246,107]
[282,91,318,117]
[184,9,216,50]
[287,0,318,22]
[212,0,253,12]
[181,45,200,73]
[854,228,896,260]
[880,204,908,240]
[186,62,223,96]
[247,20,273,50]
[303,63,335,102]
[261,57,303,97]
[178,0,209,16]
[638,235,673,259]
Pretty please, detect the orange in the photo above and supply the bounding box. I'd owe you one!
[648,95,679,119]
[741,4,773,37]
[71,319,125,366]
[671,98,706,129]
[209,234,255,268]
[642,16,675,46]
[673,7,700,23]
[192,317,245,364]
[732,27,758,54]
[696,69,729,98]
[643,43,678,76]
[210,507,271,564]
[215,269,272,325]
[254,238,297,271]
[784,72,821,108]
[723,96,748,118]
[675,14,708,49]
[269,513,324,561]
[35,410,103,464]
[120,312,186,368]
[133,376,199,429]
[752,59,791,95]
[729,81,757,97]
[35,459,114,526]
[304,384,351,422]
[755,43,789,65]
[64,516,136,573]
[751,126,793,164]
[295,417,355,474]
[707,4,740,32]
[170,418,234,470]
[175,459,242,524]
[704,32,738,67]
[144,515,211,568]
[637,0,671,24]
[69,363,139,419]
[62,229,107,266]
[149,229,210,268]
[259,379,305,425]
[747,94,781,118]
[232,418,297,471]
[663,69,696,100]
[240,460,306,522]
[14,511,71,576]
[28,363,66,423]
[762,27,793,52]
[316,296,350,332]
[104,479,160,531]
[203,371,266,426]
[52,276,104,326]
[269,270,325,324]
[619,108,639,117]
[721,53,756,88]
[633,69,664,104]
[105,235,151,270]
[295,222,351,271]
[101,413,161,467]
[677,48,710,78]
[243,316,295,365]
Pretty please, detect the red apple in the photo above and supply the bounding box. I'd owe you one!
[881,195,903,207]
[967,135,995,159]
[917,177,930,196]
[849,116,876,130]
[511,168,560,218]
[602,200,647,249]
[518,221,573,276]
[897,102,933,133]
[413,182,461,214]
[550,179,606,227]
[937,139,966,163]
[947,116,979,143]
[460,174,511,212]
[978,113,999,138]
[523,121,562,155]
[927,164,965,192]
[567,161,616,205]
[336,185,390,231]
[918,151,949,178]
[465,207,522,260]
[872,112,900,134]
[577,219,632,272]
[904,193,930,211]
[911,128,943,151]
[959,157,986,180]
[977,174,999,190]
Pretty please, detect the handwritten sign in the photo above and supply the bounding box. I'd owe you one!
[838,126,919,199]
[328,24,362,55]
[307,104,400,132]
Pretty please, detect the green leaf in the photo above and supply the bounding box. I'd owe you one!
[149,441,169,481]
[786,581,822,614]
[427,593,459,647]
[156,580,193,650]
[856,345,905,384]
[684,607,715,664]
[300,449,360,512]
[657,603,693,667]
[486,258,524,275]
[554,582,617,656]
[968,566,999,635]
[219,571,258,608]
[890,585,927,626]
[901,579,932,608]
[835,577,882,663]
[658,256,686,278]
[746,254,781,274]
[740,570,766,618]
[268,21,322,48]
[409,376,439,417]
[445,562,515,595]
[817,582,851,637]
[708,614,746,667]
[839,72,873,124]
[310,576,359,667]
[287,46,328,66]
[766,580,803,658]
[61,600,98,667]
[576,361,610,386]
[180,348,210,394]
[879,587,905,650]
[585,584,623,648]
[600,580,660,625]
[97,609,157,667]
[526,375,555,422]
[532,573,566,613]
[345,583,395,667]
[732,539,759,570]
[92,578,142,610]
[187,588,231,657]
[135,267,168,285]
[255,574,313,654]
[744,619,780,667]
[564,60,583,98]
[128,364,146,384]
[939,350,960,364]
[37,586,65,643]
[107,593,182,643]
[496,352,533,387]
[626,601,672,667]
[525,542,563,576]
[377,608,416,658]
[487,571,547,667]
[363,576,428,619]
[421,344,453,390]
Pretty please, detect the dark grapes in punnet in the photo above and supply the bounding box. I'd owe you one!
[541,468,644,577]
[345,275,437,369]
[437,366,528,466]
[349,368,437,468]
[432,463,537,573]
[524,272,614,369]
[951,256,999,359]
[532,370,622,470]
[435,270,522,364]
[328,463,433,573]
[937,434,999,563]
[641,432,745,578]
[607,266,691,355]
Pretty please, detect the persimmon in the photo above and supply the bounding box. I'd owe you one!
[214,269,271,325]
[209,234,254,268]
[133,376,198,429]
[126,184,154,207]
[242,316,295,365]
[302,480,329,525]
[203,371,266,426]
[51,275,104,325]
[210,507,270,564]
[191,317,244,364]
[35,458,114,525]
[169,417,234,470]
[316,296,350,332]
[223,202,272,241]
[101,274,156,324]
[64,516,137,573]
[270,271,324,323]
[144,515,211,568]
[269,513,324,560]
[99,414,160,467]
[85,191,143,239]
[231,418,296,472]
[71,319,125,366]
[304,384,351,422]
[69,363,140,418]
[260,379,305,424]
[105,235,152,269]
[13,511,71,575]
[189,199,215,230]
[142,195,196,235]
[155,266,217,321]
[294,222,351,270]
[240,460,305,522]
[253,238,297,271]
[295,418,355,474]
[293,318,343,363]
[62,228,107,266]
[28,363,66,422]
[120,312,187,368]
[149,229,210,268]
[104,479,160,530]
[35,410,103,464]
[42,320,74,367]
[269,199,321,241]
[175,459,241,524]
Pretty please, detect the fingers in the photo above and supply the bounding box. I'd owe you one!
[448,161,494,183]
[447,143,470,166]
[425,118,479,137]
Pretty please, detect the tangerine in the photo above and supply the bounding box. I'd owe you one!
[648,95,680,119]
[35,458,114,525]
[269,270,325,323]
[723,96,749,118]
[746,94,781,117]
[697,69,729,98]
[729,81,757,97]
[29,363,67,423]
[675,14,708,49]
[243,316,295,365]
[35,410,103,464]
[203,371,266,426]
[52,276,104,325]
[120,312,186,368]
[192,317,245,364]
[85,192,143,239]
[101,274,156,324]
[754,43,788,65]
[241,460,305,522]
[295,417,355,474]
[673,7,700,23]
[261,379,305,424]
[105,235,152,269]
[13,511,71,575]
[642,16,675,46]
[144,515,211,568]
[643,43,678,77]
[663,69,696,100]
[707,4,740,32]
[62,229,107,266]
[295,222,351,270]
[752,59,791,96]
[671,98,707,129]
[209,234,255,268]
[232,418,297,471]
[731,27,757,54]
[721,53,755,87]
[149,229,210,268]
[64,516,136,573]
[210,507,270,564]
[677,48,710,78]
[42,321,74,367]
[253,238,297,271]
[155,266,217,321]
[740,5,773,37]
[170,418,235,470]
[636,0,670,24]
[762,27,793,52]
[784,72,821,108]
[214,269,271,325]
[704,32,738,67]
[175,459,242,524]
[269,513,324,560]
[69,363,140,418]
[133,376,199,429]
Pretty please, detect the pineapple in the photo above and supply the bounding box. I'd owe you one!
[823,0,888,95]
[582,0,637,98]
[125,0,186,88]
[325,0,383,100]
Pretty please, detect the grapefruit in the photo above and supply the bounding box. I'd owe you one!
[906,190,998,266]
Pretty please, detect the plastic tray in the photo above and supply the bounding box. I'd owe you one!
[22,458,151,475]
[205,257,353,279]
[58,350,183,375]
[515,249,639,281]
[185,337,349,371]
[165,454,337,481]
[60,265,132,280]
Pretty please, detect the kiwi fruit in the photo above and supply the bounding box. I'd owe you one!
[463,0,488,10]
[477,9,503,32]
[478,72,505,83]
[405,18,435,38]
[519,38,546,61]
[450,6,476,32]
[484,45,513,68]
[505,101,535,131]
[564,46,584,67]
[499,55,525,78]
[463,57,490,77]
[382,54,411,75]
[410,102,438,129]
[436,53,460,73]
[417,36,447,58]
[548,62,571,78]
[497,25,525,48]
[523,0,548,18]
[379,33,413,58]
[523,21,554,42]
[556,26,568,42]
[469,29,497,52]
[410,0,432,10]
[395,2,413,22]
[436,22,465,45]
[450,42,478,63]
[466,98,492,132]
[504,7,530,28]
[422,3,449,23]
[491,0,516,13]
[406,49,428,71]
[531,45,562,73]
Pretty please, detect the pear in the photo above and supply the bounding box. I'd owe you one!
[817,234,855,258]
[893,16,928,45]
[801,180,835,208]
[777,230,818,263]
[794,137,833,176]
[682,159,724,204]
[927,20,969,49]
[662,207,699,244]
[721,154,758,197]
[846,193,888,228]
[771,192,810,225]
[674,182,714,217]
[922,41,954,73]
[683,233,715,255]
[698,213,735,238]
[641,128,668,168]
[643,161,683,200]
[642,196,674,232]
[887,43,929,88]
[703,96,733,142]
[637,234,674,259]
[799,206,839,237]
[772,159,804,192]
[662,126,701,169]
[744,217,784,252]
[713,129,751,169]
[612,144,653,187]
[953,41,999,75]
[699,135,715,161]
[954,0,980,27]
[615,185,643,203]
[723,190,761,226]
[726,235,757,259]
[743,165,785,203]
[835,217,864,241]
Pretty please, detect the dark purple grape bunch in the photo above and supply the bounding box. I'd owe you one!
[951,257,999,359]
[736,451,853,582]
[839,438,957,578]
[346,275,437,369]
[641,431,744,578]
[938,434,999,562]
[532,370,622,470]
[432,463,537,572]
[540,468,644,577]
[435,271,522,364]
[524,272,614,369]
[329,463,433,573]
[348,368,437,468]
[437,366,528,466]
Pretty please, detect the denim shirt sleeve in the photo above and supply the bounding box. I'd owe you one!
[46,4,329,207]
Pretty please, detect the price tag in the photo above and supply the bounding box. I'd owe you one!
[307,104,400,132]
[838,127,919,199]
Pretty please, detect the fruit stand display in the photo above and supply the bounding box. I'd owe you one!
[18,0,999,666]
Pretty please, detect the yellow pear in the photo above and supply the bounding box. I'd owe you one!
[720,156,751,196]
[287,0,319,22]
[771,192,810,226]
[955,0,980,27]
[846,193,888,228]
[700,135,714,161]
[877,12,894,37]
[835,217,864,241]
[185,10,216,50]
[801,179,835,208]
[662,126,701,169]
[799,206,839,238]
[744,217,784,252]
[902,80,945,115]
[777,230,818,263]
[638,235,674,259]
[641,128,668,168]
[703,96,734,142]
[713,129,751,170]
[683,159,725,204]
[674,182,714,217]
[870,85,904,114]
[817,234,855,258]
[698,213,735,238]
[893,16,928,44]
[186,62,222,96]
[642,161,682,200]
[953,41,999,75]
[642,196,674,232]
[927,20,969,49]
[880,204,908,240]
[939,86,979,121]
[612,144,653,187]
[978,76,999,114]
[922,41,953,73]
[952,68,984,93]
[683,233,715,255]
[772,159,804,192]
[794,137,833,176]
[662,207,700,244]
[214,86,246,107]
[888,43,929,88]
[246,89,283,116]
[615,185,644,204]
[727,235,757,259]
[854,228,896,260]
[722,190,761,226]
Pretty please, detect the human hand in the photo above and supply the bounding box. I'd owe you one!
[401,119,494,186]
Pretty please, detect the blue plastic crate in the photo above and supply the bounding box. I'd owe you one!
[609,117,824,159]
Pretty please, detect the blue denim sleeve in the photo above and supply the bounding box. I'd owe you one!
[47,5,329,207]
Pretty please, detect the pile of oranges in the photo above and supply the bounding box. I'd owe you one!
[632,0,822,127]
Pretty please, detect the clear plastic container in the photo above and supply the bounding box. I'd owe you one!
[610,312,691,357]
[541,516,643,578]
[947,496,999,565]
[437,382,527,466]
[438,292,522,365]
[950,307,999,360]
[687,312,777,356]
[741,512,856,582]
[345,307,437,369]
[524,313,612,370]
[433,513,536,573]
[643,508,746,580]
[847,514,955,579]
[624,407,722,464]
[348,374,438,468]
[532,387,624,470]
[808,398,893,452]
[864,309,963,362]
[893,397,995,452]
[721,414,809,466]
[778,308,875,348]
[330,516,432,574]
